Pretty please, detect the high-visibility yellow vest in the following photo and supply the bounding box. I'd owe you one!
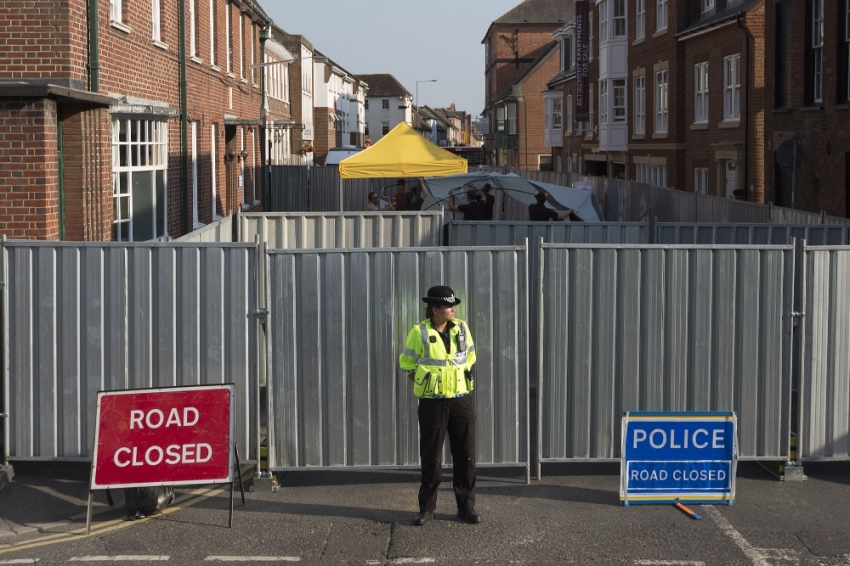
[399,318,476,399]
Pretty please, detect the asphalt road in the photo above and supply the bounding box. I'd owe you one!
[1,460,850,565]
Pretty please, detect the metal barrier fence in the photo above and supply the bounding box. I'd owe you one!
[656,223,850,246]
[239,211,444,249]
[538,243,795,468]
[1,241,259,462]
[174,215,234,243]
[269,165,309,212]
[265,245,530,473]
[799,245,850,461]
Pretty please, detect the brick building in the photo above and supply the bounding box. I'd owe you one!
[482,0,575,169]
[0,0,270,241]
[765,0,850,217]
[263,25,296,173]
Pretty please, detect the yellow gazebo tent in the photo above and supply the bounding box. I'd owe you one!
[338,122,468,179]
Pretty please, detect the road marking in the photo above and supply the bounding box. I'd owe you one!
[703,505,786,566]
[0,560,40,564]
[635,561,705,565]
[0,485,227,555]
[68,558,169,562]
[204,558,301,563]
[388,560,436,564]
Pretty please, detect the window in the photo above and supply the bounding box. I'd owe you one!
[636,0,645,39]
[225,1,232,73]
[507,103,517,135]
[657,0,668,31]
[695,62,709,123]
[152,0,161,41]
[600,1,608,43]
[381,99,389,110]
[112,118,168,242]
[812,0,824,103]
[775,1,791,107]
[249,23,255,83]
[239,13,245,79]
[381,122,390,136]
[496,106,506,132]
[567,95,573,132]
[240,128,246,205]
[211,124,220,219]
[210,0,217,66]
[703,0,714,12]
[614,0,626,38]
[191,122,199,227]
[638,164,668,187]
[695,168,708,194]
[562,35,574,71]
[588,85,595,136]
[600,80,609,124]
[655,70,668,133]
[110,0,122,22]
[634,75,645,134]
[613,79,626,122]
[553,97,563,129]
[190,0,198,57]
[590,16,594,59]
[724,54,741,120]
[845,0,850,101]
[365,99,369,109]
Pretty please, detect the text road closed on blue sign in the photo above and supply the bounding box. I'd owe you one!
[620,412,737,506]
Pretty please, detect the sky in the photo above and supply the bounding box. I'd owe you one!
[264,0,523,117]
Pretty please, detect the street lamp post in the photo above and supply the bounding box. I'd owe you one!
[415,79,437,134]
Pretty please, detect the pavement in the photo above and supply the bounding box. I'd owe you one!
[1,460,850,565]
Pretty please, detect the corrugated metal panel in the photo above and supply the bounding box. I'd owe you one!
[2,242,258,462]
[310,166,341,212]
[269,166,309,212]
[450,222,648,247]
[175,215,234,243]
[539,244,794,462]
[240,212,443,249]
[799,246,850,460]
[265,246,529,470]
[656,223,850,246]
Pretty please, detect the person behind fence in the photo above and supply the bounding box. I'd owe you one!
[399,286,480,526]
[448,188,485,220]
[367,191,394,211]
[529,192,574,221]
[478,184,496,220]
[391,178,407,208]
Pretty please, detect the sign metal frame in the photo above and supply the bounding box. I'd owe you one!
[620,411,738,507]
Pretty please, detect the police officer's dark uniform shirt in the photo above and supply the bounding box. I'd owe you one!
[458,200,486,220]
[528,202,559,221]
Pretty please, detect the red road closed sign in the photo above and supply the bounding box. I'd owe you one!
[91,385,234,489]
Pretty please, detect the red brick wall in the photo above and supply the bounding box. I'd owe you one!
[0,99,60,239]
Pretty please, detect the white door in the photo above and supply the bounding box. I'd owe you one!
[725,161,737,199]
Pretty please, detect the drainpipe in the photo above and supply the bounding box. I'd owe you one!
[87,0,99,92]
[737,14,749,201]
[178,0,189,234]
[259,26,270,209]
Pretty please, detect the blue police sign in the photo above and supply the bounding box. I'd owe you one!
[620,411,737,506]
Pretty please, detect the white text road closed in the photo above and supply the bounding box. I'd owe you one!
[620,412,738,506]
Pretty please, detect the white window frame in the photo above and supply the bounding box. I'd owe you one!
[695,62,709,123]
[209,0,217,66]
[613,0,626,38]
[636,0,645,39]
[812,0,824,103]
[112,118,169,242]
[191,121,200,228]
[587,85,595,137]
[239,12,245,79]
[724,54,741,120]
[225,0,232,74]
[507,103,517,135]
[553,97,563,130]
[703,0,714,12]
[567,94,573,133]
[634,75,645,134]
[657,0,668,31]
[600,80,609,124]
[613,79,626,122]
[695,167,708,194]
[600,0,608,44]
[110,0,122,22]
[381,99,389,110]
[655,70,668,133]
[189,0,198,57]
[211,123,220,220]
[152,0,161,41]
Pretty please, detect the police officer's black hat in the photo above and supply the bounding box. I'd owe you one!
[422,285,461,306]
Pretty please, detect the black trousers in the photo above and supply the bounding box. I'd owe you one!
[417,393,476,513]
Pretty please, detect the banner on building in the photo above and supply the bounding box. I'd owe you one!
[575,1,590,122]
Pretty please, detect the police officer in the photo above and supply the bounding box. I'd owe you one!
[399,286,480,526]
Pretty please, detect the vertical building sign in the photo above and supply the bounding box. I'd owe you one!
[575,1,590,122]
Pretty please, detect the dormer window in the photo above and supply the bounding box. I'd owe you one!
[561,34,574,72]
[703,0,714,13]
